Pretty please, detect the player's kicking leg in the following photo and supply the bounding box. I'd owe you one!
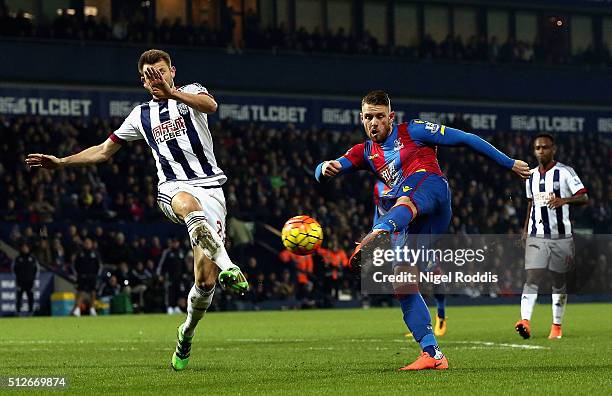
[350,176,450,371]
[172,191,248,294]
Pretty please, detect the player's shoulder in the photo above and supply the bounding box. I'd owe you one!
[555,162,578,177]
[177,82,208,94]
[122,102,148,119]
[406,119,444,137]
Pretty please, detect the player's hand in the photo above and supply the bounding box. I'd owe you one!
[322,160,342,177]
[547,197,566,209]
[512,160,531,179]
[143,66,175,99]
[25,153,62,170]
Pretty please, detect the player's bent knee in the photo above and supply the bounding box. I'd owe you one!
[395,196,418,217]
[171,192,202,219]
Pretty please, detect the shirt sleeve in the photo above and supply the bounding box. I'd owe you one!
[525,175,533,199]
[179,82,213,97]
[110,106,143,144]
[342,143,367,169]
[408,120,515,170]
[563,166,586,195]
[314,143,367,182]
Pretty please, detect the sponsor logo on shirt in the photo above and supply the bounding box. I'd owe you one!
[534,191,554,207]
[379,162,398,186]
[153,116,187,144]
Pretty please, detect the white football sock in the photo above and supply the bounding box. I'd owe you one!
[182,285,215,337]
[552,288,567,325]
[184,211,236,271]
[521,283,538,321]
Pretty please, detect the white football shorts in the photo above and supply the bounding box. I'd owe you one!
[157,180,227,240]
[524,237,574,273]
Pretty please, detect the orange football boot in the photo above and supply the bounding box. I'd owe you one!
[398,352,449,371]
[548,324,562,339]
[348,230,390,269]
[515,319,531,339]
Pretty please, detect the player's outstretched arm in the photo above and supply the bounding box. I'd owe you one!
[411,121,530,179]
[315,157,357,182]
[25,138,122,170]
[315,143,367,182]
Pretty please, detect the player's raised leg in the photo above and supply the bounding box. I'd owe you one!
[171,191,248,293]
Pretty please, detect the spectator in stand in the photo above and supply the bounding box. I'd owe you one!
[130,261,152,312]
[279,249,316,307]
[0,249,12,273]
[274,269,296,301]
[98,274,121,298]
[105,232,134,266]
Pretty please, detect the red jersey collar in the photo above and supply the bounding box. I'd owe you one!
[539,160,556,174]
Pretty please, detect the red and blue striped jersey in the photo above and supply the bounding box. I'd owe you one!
[343,120,443,198]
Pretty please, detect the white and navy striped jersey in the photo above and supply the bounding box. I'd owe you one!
[110,83,226,187]
[526,162,586,237]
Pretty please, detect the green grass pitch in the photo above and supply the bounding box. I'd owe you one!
[1,303,611,395]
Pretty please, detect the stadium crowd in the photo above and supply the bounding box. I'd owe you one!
[1,114,610,312]
[1,6,610,68]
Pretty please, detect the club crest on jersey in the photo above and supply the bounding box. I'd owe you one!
[177,103,189,115]
[153,116,187,144]
[393,138,404,151]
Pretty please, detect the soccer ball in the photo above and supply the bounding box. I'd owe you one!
[281,215,324,255]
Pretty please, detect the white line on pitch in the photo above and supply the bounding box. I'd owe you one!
[444,341,549,350]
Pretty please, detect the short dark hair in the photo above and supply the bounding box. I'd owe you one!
[362,90,391,109]
[533,133,555,147]
[138,49,172,74]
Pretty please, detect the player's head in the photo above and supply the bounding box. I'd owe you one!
[138,49,176,97]
[533,133,556,166]
[361,90,395,143]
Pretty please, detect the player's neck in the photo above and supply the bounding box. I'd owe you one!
[538,160,556,173]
